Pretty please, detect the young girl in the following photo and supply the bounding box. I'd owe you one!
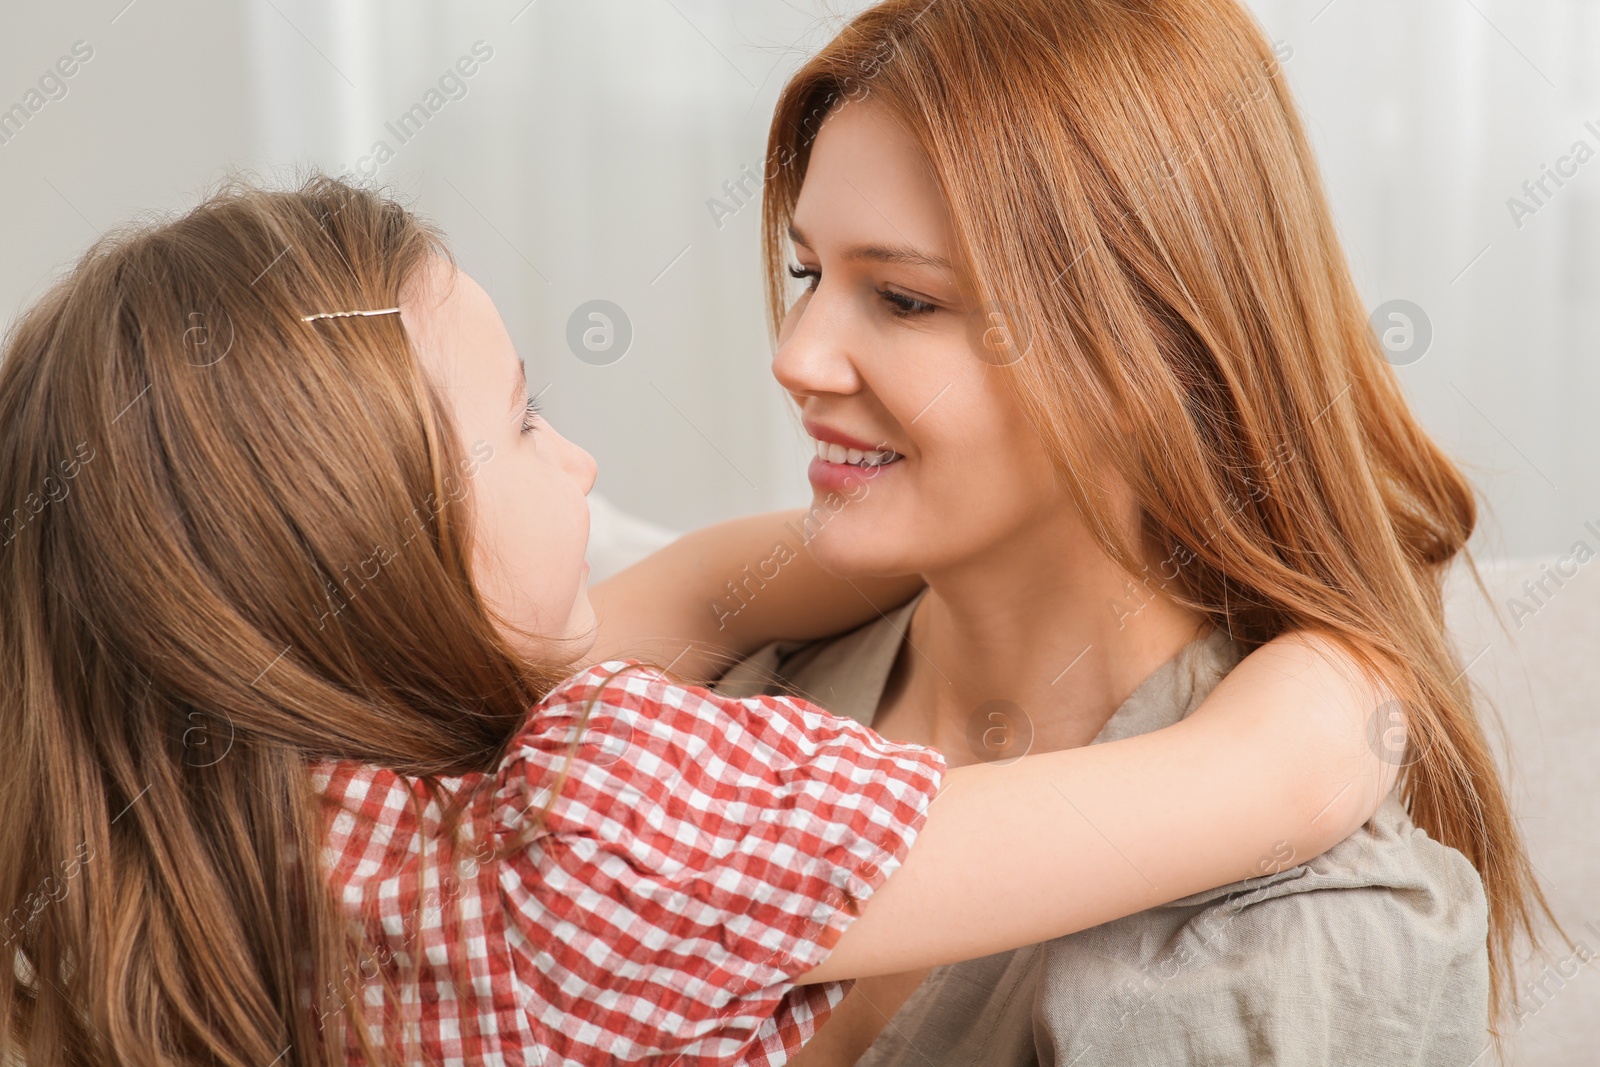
[0,177,1393,1066]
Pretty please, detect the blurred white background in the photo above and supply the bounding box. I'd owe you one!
[2,0,1596,561]
[0,1,1596,1059]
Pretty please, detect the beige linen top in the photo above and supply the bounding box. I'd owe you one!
[717,593,1491,1066]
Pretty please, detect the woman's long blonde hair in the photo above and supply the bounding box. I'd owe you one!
[0,175,573,1065]
[763,0,1550,1032]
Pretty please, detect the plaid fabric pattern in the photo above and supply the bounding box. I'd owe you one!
[311,659,946,1066]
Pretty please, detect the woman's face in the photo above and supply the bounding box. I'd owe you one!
[402,257,599,655]
[774,100,1068,578]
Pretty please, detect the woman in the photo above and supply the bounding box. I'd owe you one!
[719,0,1551,1062]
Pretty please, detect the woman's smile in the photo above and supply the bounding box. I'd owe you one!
[805,420,905,492]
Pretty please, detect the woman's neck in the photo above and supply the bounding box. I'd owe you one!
[876,521,1210,765]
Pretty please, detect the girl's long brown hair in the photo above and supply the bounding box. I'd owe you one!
[763,0,1550,1036]
[0,175,574,1065]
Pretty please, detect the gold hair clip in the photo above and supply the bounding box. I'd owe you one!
[300,307,401,323]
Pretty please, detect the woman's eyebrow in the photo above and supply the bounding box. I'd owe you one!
[844,243,954,271]
[787,222,953,271]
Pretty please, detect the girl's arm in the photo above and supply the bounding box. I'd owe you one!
[800,630,1400,983]
[584,508,920,681]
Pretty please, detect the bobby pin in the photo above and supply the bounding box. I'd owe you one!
[300,307,401,323]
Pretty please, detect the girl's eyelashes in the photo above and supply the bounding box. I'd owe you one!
[520,395,543,435]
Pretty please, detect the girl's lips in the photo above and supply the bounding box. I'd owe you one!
[807,453,901,493]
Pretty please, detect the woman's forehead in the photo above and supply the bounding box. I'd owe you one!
[794,101,955,261]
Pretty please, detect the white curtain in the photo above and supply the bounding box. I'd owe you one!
[244,0,847,550]
[1246,0,1599,563]
[0,0,1581,563]
[232,0,1598,562]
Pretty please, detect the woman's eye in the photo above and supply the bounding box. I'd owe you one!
[788,264,820,291]
[879,289,938,318]
[520,396,542,435]
[786,263,936,318]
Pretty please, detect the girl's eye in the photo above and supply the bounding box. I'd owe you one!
[879,289,938,318]
[520,396,542,435]
[788,264,820,291]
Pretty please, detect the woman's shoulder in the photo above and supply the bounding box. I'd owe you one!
[1033,792,1489,1064]
[1132,791,1489,941]
[714,591,924,726]
[1187,791,1484,906]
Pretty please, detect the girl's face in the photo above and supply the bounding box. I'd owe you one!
[402,257,599,654]
[774,100,1068,577]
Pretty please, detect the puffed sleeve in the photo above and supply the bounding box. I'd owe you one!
[492,659,947,1065]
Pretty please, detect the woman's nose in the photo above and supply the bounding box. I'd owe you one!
[770,289,862,399]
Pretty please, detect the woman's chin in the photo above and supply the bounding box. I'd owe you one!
[802,517,919,581]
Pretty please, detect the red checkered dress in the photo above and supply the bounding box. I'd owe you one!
[311,659,946,1065]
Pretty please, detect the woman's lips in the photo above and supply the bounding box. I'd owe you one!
[801,420,903,493]
[803,420,895,453]
[807,452,901,492]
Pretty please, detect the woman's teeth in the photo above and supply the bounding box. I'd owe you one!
[813,438,902,468]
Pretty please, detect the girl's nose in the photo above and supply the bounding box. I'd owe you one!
[570,440,598,496]
[551,427,597,495]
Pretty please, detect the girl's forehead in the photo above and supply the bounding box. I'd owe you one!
[402,262,521,422]
[402,260,476,377]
